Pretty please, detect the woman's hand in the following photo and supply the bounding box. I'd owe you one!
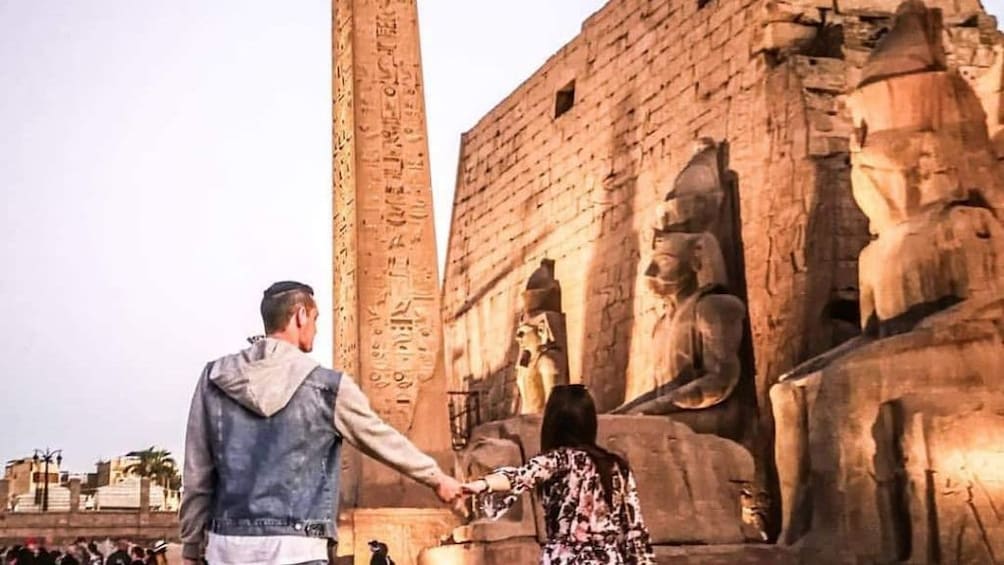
[460,479,490,495]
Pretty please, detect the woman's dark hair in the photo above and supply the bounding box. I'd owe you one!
[540,384,629,505]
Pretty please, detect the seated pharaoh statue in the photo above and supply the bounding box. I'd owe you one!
[613,140,750,442]
[771,2,1004,560]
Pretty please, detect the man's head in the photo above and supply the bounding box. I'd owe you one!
[117,539,129,551]
[260,281,318,352]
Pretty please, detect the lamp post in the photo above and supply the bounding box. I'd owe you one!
[33,448,62,512]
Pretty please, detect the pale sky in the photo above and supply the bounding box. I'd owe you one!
[0,0,607,472]
[2,0,1003,472]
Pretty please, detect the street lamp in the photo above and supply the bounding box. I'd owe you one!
[33,448,62,512]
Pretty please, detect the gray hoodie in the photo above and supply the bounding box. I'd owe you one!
[179,338,446,560]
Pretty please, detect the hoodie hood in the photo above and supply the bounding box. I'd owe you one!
[207,338,320,417]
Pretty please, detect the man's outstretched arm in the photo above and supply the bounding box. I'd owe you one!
[333,374,460,502]
[179,369,216,563]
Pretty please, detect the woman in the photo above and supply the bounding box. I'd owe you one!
[147,541,168,565]
[462,384,654,565]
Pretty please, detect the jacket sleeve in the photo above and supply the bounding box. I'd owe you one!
[179,368,215,560]
[333,374,446,488]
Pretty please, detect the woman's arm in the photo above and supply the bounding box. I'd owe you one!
[462,449,569,519]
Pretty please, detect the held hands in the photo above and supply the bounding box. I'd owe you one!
[434,475,491,504]
[435,475,463,503]
[460,479,490,495]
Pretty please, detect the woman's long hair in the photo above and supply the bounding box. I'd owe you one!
[540,384,629,506]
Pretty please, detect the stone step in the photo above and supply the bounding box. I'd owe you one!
[654,544,796,564]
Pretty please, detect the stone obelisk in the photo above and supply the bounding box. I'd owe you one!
[332,0,451,519]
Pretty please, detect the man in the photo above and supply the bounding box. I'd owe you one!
[180,281,461,565]
[105,540,132,565]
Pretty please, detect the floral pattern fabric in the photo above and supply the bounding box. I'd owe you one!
[480,447,655,565]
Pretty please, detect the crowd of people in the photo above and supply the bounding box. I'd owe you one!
[0,538,168,565]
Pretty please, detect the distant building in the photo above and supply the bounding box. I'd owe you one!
[95,455,140,487]
[4,456,67,512]
[4,457,61,497]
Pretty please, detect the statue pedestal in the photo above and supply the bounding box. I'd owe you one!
[772,299,1004,563]
[335,508,459,565]
[421,414,766,563]
[419,541,795,565]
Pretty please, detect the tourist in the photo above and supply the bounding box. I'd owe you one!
[103,541,130,565]
[33,547,54,565]
[18,538,39,565]
[127,547,144,565]
[85,542,102,565]
[179,281,462,565]
[461,385,655,565]
[147,542,167,565]
[58,548,78,565]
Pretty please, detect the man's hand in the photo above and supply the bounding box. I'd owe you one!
[435,475,462,503]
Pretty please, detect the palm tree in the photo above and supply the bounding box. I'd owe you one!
[124,446,180,491]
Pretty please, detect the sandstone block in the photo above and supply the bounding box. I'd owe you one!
[873,393,1004,562]
[460,415,756,545]
[756,22,818,53]
[772,300,1004,561]
[836,0,982,21]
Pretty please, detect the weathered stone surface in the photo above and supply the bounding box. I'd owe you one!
[756,22,818,53]
[772,299,1004,560]
[440,0,869,428]
[836,0,983,21]
[459,415,756,545]
[857,0,946,87]
[420,540,795,565]
[418,538,540,565]
[337,508,459,565]
[874,393,1004,563]
[654,544,796,564]
[332,0,450,508]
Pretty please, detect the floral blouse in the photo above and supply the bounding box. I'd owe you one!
[480,447,654,565]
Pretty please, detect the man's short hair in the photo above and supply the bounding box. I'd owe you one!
[260,281,316,334]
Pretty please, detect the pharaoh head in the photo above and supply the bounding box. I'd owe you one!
[515,321,543,356]
[646,232,728,299]
[515,312,561,363]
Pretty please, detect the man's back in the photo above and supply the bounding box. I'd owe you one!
[105,550,130,565]
[180,282,460,565]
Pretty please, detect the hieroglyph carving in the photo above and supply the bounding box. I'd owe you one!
[333,0,448,507]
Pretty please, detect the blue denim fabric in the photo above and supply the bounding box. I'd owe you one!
[206,366,343,539]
